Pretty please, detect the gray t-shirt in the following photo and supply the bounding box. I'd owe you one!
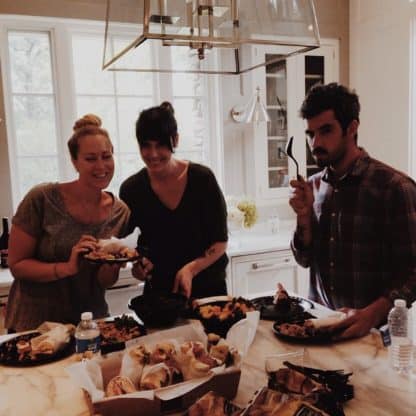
[5,183,131,331]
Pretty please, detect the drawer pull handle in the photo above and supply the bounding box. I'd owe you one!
[252,262,277,270]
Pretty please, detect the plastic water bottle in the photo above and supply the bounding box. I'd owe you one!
[387,299,413,374]
[75,311,101,353]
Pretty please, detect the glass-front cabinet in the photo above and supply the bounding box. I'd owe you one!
[265,55,289,189]
[250,41,339,200]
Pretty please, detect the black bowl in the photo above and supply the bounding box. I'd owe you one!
[128,292,188,327]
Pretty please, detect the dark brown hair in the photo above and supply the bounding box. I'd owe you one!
[135,101,177,152]
[300,83,360,140]
[67,114,112,160]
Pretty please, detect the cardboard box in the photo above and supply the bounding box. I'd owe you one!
[91,394,161,416]
[67,323,246,415]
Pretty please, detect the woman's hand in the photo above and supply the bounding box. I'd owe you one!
[131,257,153,281]
[173,264,195,298]
[64,234,98,276]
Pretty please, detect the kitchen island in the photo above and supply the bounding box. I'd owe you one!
[1,320,416,415]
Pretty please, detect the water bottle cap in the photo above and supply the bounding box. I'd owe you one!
[81,311,93,320]
[394,299,406,308]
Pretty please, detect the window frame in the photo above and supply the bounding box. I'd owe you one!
[0,14,224,210]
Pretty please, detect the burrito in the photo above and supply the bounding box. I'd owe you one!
[119,344,150,387]
[106,375,137,397]
[140,363,173,390]
[30,324,72,355]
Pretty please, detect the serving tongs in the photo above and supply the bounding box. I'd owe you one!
[283,360,354,402]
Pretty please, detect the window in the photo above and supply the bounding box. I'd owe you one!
[1,17,220,207]
[6,30,61,199]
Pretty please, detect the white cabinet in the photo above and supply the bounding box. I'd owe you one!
[228,249,298,298]
[244,40,339,202]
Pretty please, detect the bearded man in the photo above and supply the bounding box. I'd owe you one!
[289,83,416,339]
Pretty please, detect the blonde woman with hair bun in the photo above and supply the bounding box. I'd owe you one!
[5,114,131,332]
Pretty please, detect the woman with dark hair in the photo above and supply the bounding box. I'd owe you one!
[120,102,228,299]
[6,114,131,332]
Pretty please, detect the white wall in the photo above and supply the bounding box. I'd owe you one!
[350,0,416,175]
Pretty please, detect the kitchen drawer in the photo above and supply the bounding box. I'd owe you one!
[230,250,297,298]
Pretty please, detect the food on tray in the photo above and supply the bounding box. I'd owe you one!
[272,368,321,395]
[106,375,137,397]
[251,286,315,322]
[266,362,354,415]
[188,391,240,416]
[209,343,230,365]
[192,296,255,338]
[207,333,221,347]
[16,340,31,354]
[30,324,74,355]
[1,323,73,363]
[197,299,254,320]
[177,341,218,380]
[150,341,176,364]
[275,314,347,341]
[140,363,176,390]
[110,337,240,397]
[129,344,151,364]
[245,389,329,416]
[123,344,150,386]
[277,320,317,338]
[84,238,138,262]
[97,314,145,349]
[0,323,75,366]
[273,282,291,310]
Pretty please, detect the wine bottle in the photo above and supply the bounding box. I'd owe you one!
[0,217,9,268]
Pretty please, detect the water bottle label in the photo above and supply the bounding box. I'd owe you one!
[379,324,391,347]
[75,336,100,353]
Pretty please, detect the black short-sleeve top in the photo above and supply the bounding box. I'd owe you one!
[120,163,228,296]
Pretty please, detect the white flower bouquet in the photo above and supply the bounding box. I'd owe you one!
[226,196,258,229]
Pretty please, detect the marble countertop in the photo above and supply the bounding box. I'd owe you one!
[1,319,416,415]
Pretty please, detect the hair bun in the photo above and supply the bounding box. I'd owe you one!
[73,114,102,132]
[160,101,174,115]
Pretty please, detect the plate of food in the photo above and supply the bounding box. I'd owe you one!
[191,296,256,338]
[251,283,315,322]
[0,331,75,367]
[97,314,146,354]
[84,238,140,264]
[272,314,346,344]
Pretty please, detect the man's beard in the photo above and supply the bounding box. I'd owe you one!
[312,140,347,169]
[313,149,346,168]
